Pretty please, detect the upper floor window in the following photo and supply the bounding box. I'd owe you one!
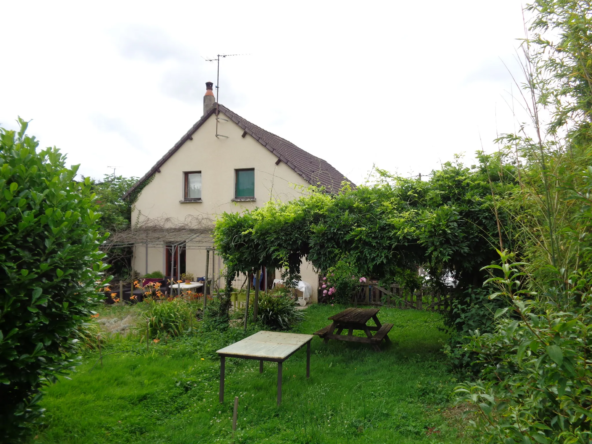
[235,169,255,199]
[184,172,202,201]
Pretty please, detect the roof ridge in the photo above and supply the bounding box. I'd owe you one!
[123,104,354,200]
[220,106,322,162]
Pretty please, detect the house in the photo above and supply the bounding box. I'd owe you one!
[121,82,353,302]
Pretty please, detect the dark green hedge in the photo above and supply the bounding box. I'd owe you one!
[0,120,108,441]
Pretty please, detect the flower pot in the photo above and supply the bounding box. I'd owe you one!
[185,280,191,284]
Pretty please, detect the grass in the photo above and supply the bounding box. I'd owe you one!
[32,304,472,443]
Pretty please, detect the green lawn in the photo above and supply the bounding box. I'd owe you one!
[32,305,471,443]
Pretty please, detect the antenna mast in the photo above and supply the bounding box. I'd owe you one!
[205,53,246,138]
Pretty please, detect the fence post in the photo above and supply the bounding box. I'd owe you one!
[417,290,423,310]
[365,285,369,304]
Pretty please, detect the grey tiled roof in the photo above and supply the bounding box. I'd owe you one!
[123,104,354,199]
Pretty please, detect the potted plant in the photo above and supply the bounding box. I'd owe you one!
[181,272,194,284]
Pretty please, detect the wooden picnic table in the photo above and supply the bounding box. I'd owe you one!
[216,331,313,406]
[313,308,393,351]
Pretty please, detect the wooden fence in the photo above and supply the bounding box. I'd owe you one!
[330,283,453,312]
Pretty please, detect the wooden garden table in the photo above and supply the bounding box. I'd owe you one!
[216,331,313,406]
[313,308,393,351]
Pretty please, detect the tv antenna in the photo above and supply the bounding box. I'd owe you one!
[204,53,248,138]
[107,166,121,177]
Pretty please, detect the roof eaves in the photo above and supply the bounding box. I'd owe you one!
[122,106,217,199]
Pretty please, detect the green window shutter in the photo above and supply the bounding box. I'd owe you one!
[236,169,255,198]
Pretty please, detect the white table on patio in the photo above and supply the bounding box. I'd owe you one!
[170,282,203,290]
[170,282,203,295]
[216,331,313,406]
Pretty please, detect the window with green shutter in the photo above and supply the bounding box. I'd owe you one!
[235,169,255,198]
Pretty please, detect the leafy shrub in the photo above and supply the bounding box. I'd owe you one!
[143,299,195,339]
[321,259,363,304]
[144,271,164,279]
[0,120,107,441]
[443,286,508,372]
[202,297,230,332]
[258,294,304,330]
[455,254,592,443]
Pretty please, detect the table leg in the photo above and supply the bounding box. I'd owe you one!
[219,356,225,403]
[324,322,337,343]
[348,329,353,336]
[277,362,283,406]
[306,341,310,379]
[372,315,382,328]
[260,360,263,373]
[335,328,343,335]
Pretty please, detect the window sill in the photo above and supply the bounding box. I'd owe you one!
[179,199,202,204]
[232,197,256,202]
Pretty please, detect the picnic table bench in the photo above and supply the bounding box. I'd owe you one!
[314,308,393,351]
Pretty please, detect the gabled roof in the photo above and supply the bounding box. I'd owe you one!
[123,104,354,199]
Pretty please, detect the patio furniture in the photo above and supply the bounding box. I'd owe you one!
[313,308,393,351]
[168,281,203,298]
[170,282,203,291]
[216,331,313,406]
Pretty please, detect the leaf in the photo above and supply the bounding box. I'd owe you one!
[56,269,64,278]
[532,433,549,444]
[517,340,530,364]
[32,287,42,303]
[530,340,540,353]
[478,403,492,417]
[10,182,17,193]
[33,343,43,355]
[546,345,563,366]
[494,307,510,318]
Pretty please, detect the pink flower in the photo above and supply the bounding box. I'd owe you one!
[359,277,367,283]
[323,277,327,280]
[323,290,328,295]
[331,304,334,306]
[322,284,326,288]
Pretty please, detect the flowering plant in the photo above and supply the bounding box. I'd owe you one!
[320,259,366,304]
[142,281,165,301]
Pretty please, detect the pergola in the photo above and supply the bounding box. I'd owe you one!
[101,226,214,283]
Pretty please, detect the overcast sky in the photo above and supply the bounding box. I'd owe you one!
[1,0,529,185]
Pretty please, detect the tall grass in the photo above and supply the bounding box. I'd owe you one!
[33,304,470,443]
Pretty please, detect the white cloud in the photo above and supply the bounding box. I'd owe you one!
[0,0,530,185]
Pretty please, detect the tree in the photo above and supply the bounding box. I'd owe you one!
[0,119,108,441]
[92,174,138,278]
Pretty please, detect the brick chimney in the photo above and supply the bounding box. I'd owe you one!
[203,82,215,115]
